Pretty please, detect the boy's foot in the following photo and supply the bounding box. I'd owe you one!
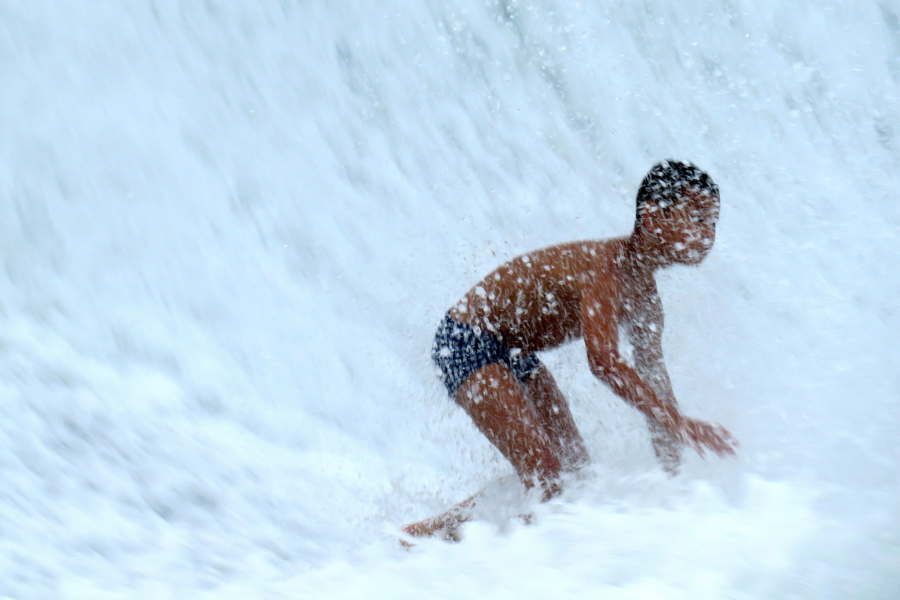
[402,505,469,542]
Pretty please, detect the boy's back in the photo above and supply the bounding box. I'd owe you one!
[449,240,622,355]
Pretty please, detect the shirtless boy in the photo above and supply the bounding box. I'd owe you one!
[405,160,737,539]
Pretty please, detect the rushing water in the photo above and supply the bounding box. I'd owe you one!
[1,1,898,597]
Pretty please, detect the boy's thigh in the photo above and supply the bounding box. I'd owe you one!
[453,363,548,448]
[454,362,523,410]
[454,362,562,482]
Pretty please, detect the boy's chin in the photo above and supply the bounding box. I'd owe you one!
[674,248,709,265]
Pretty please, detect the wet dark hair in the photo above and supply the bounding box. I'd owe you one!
[635,160,719,225]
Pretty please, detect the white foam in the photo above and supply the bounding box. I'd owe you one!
[1,0,898,597]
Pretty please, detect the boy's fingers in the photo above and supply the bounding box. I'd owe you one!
[712,429,737,457]
[717,426,739,453]
[683,419,740,459]
[716,426,736,443]
[698,423,737,458]
[687,433,705,458]
[715,443,735,457]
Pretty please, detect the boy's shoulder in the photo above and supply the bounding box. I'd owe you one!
[456,237,631,317]
[487,237,632,305]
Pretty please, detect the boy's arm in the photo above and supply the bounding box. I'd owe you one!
[580,285,736,458]
[628,302,685,470]
[629,304,677,403]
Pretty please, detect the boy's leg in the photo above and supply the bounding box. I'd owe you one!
[454,362,563,498]
[523,364,590,472]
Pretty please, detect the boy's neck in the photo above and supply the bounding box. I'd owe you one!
[621,229,665,277]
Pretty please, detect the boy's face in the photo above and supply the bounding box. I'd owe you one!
[640,189,720,265]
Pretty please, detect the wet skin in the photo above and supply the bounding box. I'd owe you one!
[447,189,736,496]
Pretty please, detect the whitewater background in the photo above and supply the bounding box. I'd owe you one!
[1,0,898,597]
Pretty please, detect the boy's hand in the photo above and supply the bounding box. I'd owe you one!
[679,418,738,458]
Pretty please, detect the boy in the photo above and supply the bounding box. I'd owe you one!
[405,161,737,539]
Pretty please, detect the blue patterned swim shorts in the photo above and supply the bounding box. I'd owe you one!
[431,313,542,396]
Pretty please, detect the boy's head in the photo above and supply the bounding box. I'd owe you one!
[635,160,720,265]
[635,160,719,224]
